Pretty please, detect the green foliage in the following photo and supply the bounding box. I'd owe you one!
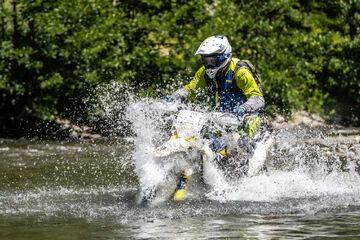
[0,0,360,135]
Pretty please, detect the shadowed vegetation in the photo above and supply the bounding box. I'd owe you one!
[1,0,359,137]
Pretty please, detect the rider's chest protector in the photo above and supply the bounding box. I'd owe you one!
[205,60,247,112]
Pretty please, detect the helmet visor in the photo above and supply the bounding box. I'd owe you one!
[202,56,221,69]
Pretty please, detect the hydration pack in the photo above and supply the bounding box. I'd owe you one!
[233,60,263,95]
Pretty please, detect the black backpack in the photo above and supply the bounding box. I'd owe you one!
[233,60,263,95]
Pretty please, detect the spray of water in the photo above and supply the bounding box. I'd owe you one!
[2,81,360,224]
[122,94,360,208]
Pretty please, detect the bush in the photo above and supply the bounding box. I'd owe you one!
[0,0,359,137]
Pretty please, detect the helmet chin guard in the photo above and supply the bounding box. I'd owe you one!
[195,35,232,79]
[205,57,231,79]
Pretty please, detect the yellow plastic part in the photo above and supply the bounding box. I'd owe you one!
[244,114,262,138]
[169,135,198,147]
[170,134,179,140]
[173,173,191,200]
[219,148,226,155]
[202,149,208,161]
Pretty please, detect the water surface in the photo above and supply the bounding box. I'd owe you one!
[0,128,360,239]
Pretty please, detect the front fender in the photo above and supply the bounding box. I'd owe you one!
[153,138,198,158]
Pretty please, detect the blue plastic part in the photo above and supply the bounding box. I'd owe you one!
[234,106,247,118]
[204,133,226,153]
[162,95,175,103]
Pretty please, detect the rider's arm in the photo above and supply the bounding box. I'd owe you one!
[234,67,265,112]
[172,66,207,101]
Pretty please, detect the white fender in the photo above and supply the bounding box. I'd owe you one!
[247,136,274,177]
[153,138,195,158]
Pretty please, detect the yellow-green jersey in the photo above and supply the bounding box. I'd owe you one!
[172,58,264,113]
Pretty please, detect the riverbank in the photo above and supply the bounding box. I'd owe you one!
[271,110,336,129]
[271,111,360,163]
[0,110,356,140]
[0,116,102,140]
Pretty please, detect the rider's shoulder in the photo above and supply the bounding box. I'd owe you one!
[196,65,206,72]
[195,66,206,77]
[234,66,253,80]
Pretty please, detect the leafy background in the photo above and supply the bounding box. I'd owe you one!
[1,0,359,137]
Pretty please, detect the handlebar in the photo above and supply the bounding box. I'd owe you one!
[207,111,244,126]
[148,100,182,113]
[149,99,244,126]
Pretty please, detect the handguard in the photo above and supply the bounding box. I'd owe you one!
[233,106,247,120]
[161,95,176,103]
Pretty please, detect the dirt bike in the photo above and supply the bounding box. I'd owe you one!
[138,102,274,205]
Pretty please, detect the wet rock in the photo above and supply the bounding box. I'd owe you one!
[350,144,360,155]
[72,125,82,132]
[271,111,329,129]
[80,132,102,139]
[304,136,360,145]
[69,131,79,138]
[303,134,360,161]
[51,117,102,139]
[82,126,91,132]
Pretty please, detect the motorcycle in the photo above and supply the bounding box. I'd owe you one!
[137,102,274,205]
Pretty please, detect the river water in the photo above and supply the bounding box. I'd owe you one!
[1,100,360,239]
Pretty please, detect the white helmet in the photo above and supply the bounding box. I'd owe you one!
[195,35,232,79]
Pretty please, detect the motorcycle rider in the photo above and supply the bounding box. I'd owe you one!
[163,35,264,160]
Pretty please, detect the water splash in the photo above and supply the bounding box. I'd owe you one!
[125,97,184,203]
[124,96,360,209]
[2,85,359,221]
[206,127,360,207]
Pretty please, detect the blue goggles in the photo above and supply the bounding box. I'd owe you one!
[201,55,227,69]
